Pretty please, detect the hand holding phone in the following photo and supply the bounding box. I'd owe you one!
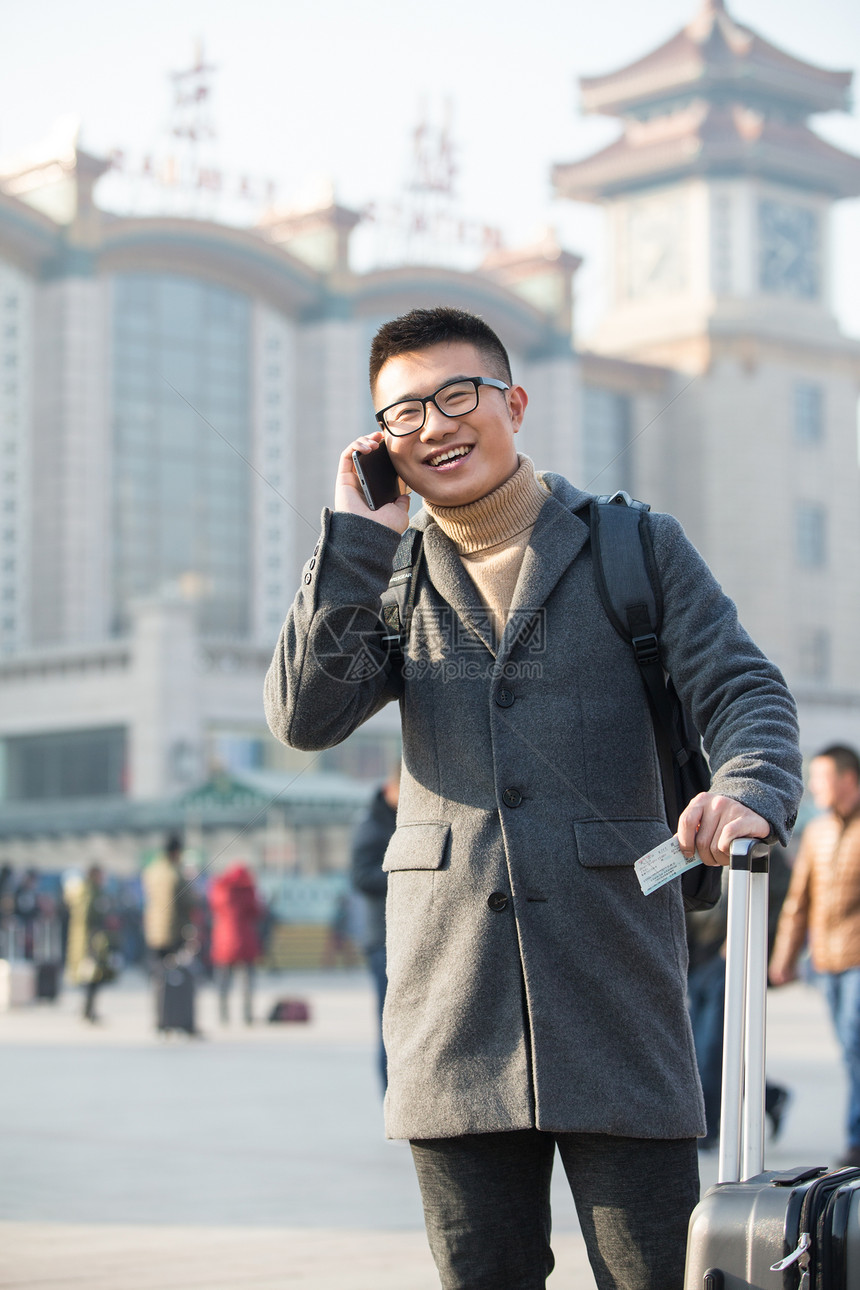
[335,433,409,533]
[351,441,401,511]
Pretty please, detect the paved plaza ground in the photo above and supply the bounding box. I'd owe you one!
[0,965,846,1289]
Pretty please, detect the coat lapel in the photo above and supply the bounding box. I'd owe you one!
[421,522,497,656]
[498,490,590,665]
[413,473,592,664]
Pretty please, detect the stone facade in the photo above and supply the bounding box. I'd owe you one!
[1,0,859,858]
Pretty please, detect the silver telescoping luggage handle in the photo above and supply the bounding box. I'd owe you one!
[717,837,772,1185]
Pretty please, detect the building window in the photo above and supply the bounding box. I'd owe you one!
[2,727,127,801]
[758,200,819,299]
[582,388,632,493]
[798,627,830,682]
[794,382,823,445]
[112,274,252,636]
[796,502,827,568]
[209,731,264,774]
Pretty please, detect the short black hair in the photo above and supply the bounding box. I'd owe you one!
[369,307,512,393]
[814,744,860,780]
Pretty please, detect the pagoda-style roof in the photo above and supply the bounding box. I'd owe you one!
[581,0,853,119]
[0,771,374,840]
[555,0,860,203]
[554,101,860,201]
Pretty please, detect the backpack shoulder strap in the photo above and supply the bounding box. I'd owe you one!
[588,494,716,905]
[588,491,693,822]
[379,527,424,668]
[589,490,661,653]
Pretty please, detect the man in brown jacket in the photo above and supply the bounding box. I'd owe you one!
[770,745,860,1165]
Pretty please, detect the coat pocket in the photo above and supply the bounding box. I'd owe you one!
[382,822,451,872]
[573,818,671,868]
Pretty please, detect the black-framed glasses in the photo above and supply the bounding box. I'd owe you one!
[374,376,510,436]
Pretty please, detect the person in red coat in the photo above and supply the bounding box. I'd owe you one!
[209,864,264,1024]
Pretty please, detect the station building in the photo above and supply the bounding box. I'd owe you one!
[0,0,858,871]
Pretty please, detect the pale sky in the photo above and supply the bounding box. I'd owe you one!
[1,0,858,339]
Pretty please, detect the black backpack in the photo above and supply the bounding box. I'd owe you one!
[379,490,721,912]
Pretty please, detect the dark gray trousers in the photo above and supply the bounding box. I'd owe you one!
[410,1129,699,1290]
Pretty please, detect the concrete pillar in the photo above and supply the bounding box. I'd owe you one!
[127,594,202,799]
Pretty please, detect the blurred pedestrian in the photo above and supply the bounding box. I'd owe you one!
[142,835,192,960]
[321,892,359,969]
[13,869,39,959]
[142,834,197,1036]
[770,744,860,1166]
[65,865,115,1023]
[210,863,264,1025]
[351,771,399,1090]
[0,863,14,952]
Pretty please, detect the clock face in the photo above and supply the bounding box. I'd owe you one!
[626,197,686,298]
[758,200,820,299]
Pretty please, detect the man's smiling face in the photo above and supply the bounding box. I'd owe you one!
[373,341,528,507]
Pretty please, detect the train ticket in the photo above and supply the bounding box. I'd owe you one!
[634,835,702,896]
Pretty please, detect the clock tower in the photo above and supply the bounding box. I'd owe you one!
[554,0,860,753]
[553,0,860,367]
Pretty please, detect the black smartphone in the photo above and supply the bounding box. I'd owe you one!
[351,442,401,510]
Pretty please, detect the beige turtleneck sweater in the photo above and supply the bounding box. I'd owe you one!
[424,455,550,644]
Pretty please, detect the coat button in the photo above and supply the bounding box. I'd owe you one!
[308,558,316,569]
[303,573,312,585]
[502,787,523,809]
[495,688,515,708]
[487,892,508,912]
[313,543,321,556]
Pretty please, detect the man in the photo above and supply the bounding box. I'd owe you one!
[142,835,191,959]
[13,868,40,959]
[142,834,196,1035]
[770,745,860,1166]
[265,307,802,1290]
[65,864,115,1024]
[351,769,400,1090]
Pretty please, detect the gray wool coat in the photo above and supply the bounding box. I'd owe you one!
[264,473,803,1142]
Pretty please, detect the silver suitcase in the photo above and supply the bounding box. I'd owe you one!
[684,839,860,1290]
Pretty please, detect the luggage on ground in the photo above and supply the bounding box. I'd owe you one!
[0,958,36,1009]
[268,998,311,1023]
[155,957,196,1033]
[35,961,61,1000]
[684,839,860,1288]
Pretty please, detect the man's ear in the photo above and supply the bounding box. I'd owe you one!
[508,385,528,432]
